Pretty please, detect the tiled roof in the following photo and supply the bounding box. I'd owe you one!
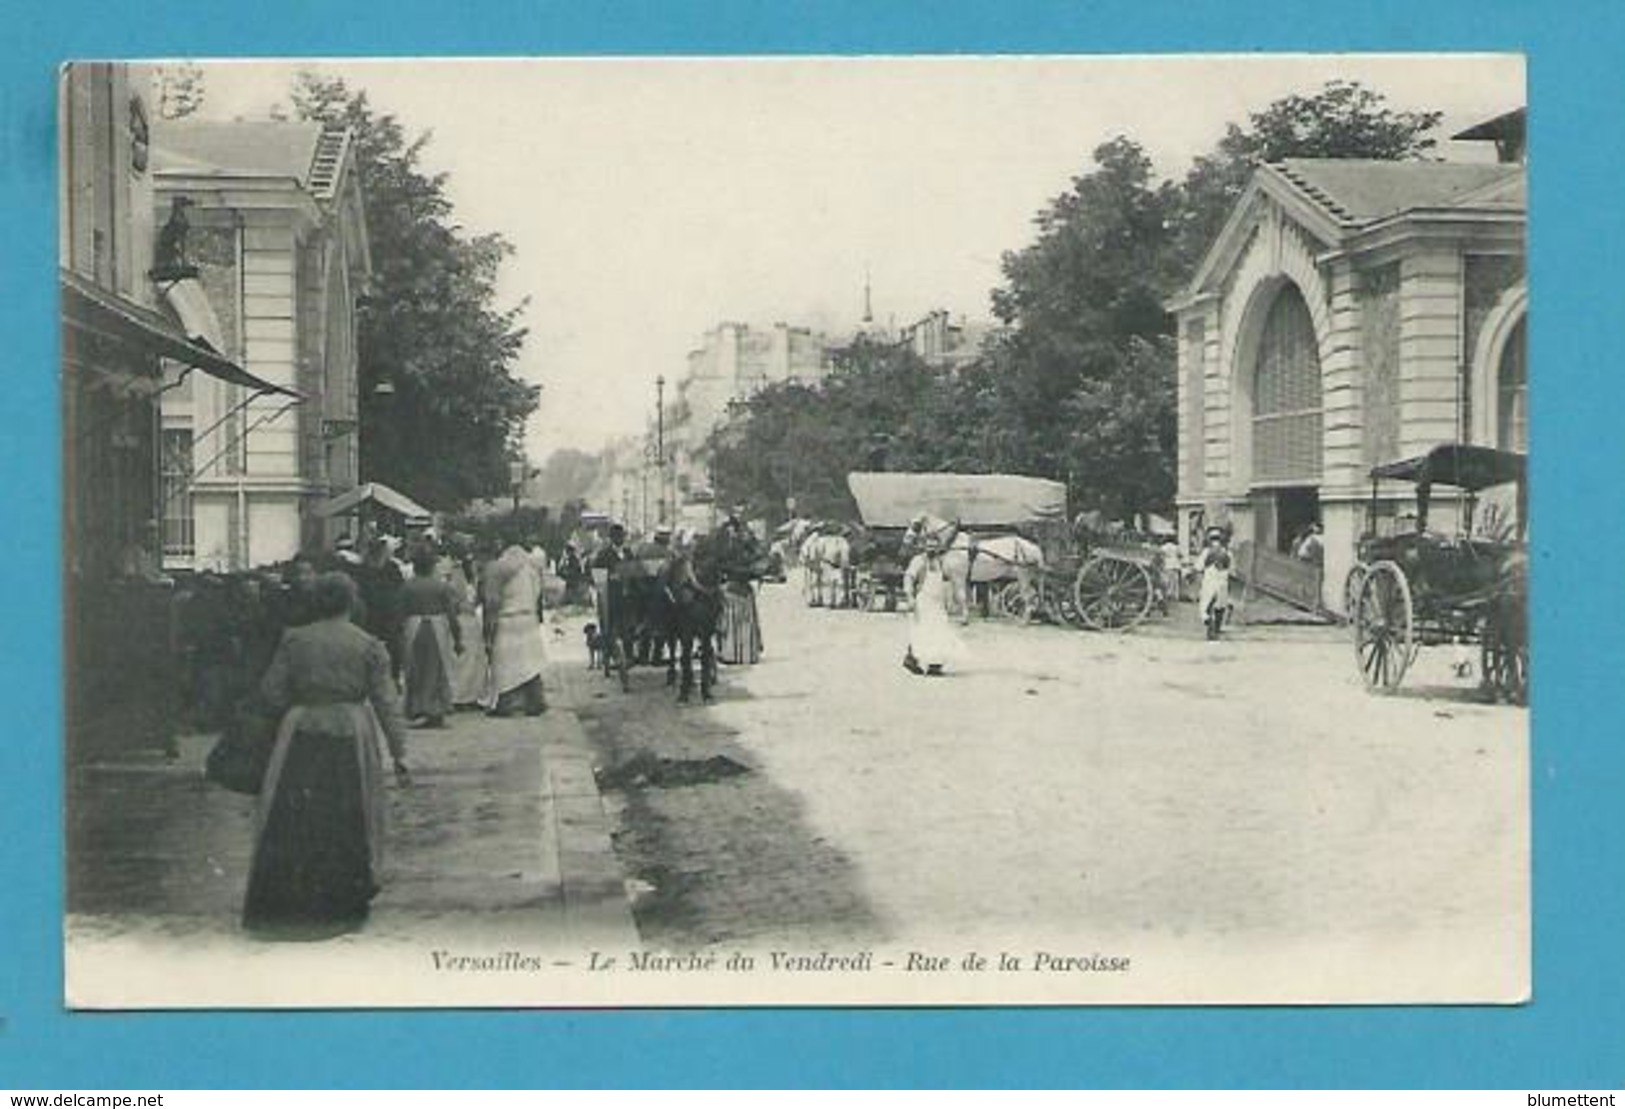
[151,121,352,198]
[1271,158,1524,226]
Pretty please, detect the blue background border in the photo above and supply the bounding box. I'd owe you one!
[5,0,1622,1089]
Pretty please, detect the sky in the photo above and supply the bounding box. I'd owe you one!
[160,54,1523,461]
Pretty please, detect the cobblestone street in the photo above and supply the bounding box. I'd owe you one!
[567,569,1529,1002]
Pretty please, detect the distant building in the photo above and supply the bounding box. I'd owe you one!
[1167,119,1526,613]
[897,308,1002,371]
[151,118,370,569]
[667,321,833,507]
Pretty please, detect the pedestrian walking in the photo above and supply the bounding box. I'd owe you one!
[902,534,966,676]
[716,504,763,665]
[446,543,489,708]
[481,538,549,716]
[400,545,464,728]
[1199,527,1233,641]
[243,572,409,940]
[354,538,406,683]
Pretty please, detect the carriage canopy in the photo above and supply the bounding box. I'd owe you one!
[846,472,1067,529]
[1369,444,1526,492]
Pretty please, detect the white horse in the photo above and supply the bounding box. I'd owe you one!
[799,528,852,608]
[940,533,1045,623]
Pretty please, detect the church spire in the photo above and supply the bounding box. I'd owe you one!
[861,266,873,327]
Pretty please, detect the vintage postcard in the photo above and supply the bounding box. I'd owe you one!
[62,54,1528,1008]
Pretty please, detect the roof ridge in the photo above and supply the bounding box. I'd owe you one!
[1268,160,1359,225]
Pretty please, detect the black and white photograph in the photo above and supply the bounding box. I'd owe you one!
[61,54,1529,1008]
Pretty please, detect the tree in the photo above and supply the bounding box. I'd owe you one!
[1173,79,1443,271]
[291,72,539,511]
[154,63,206,120]
[983,136,1181,517]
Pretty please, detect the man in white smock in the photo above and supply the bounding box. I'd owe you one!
[902,533,967,677]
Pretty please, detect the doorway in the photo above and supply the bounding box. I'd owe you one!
[1252,486,1320,553]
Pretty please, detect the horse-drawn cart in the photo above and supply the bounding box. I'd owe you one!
[845,471,1061,617]
[1347,444,1528,703]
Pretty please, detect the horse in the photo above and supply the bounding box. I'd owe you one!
[799,524,853,608]
[653,534,734,703]
[945,533,1045,621]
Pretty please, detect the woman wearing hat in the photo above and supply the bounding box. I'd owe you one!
[716,505,763,665]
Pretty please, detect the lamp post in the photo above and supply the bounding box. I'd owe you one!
[656,374,667,526]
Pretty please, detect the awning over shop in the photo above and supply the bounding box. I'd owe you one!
[317,482,433,523]
[61,268,300,398]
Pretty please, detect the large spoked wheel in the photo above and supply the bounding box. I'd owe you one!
[1354,561,1414,693]
[1480,592,1529,706]
[1342,562,1368,624]
[1073,555,1155,631]
[996,580,1031,621]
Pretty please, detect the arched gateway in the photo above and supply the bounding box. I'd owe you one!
[1248,281,1323,552]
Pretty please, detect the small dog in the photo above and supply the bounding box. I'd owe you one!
[583,623,604,669]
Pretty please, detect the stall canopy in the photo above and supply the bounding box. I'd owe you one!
[847,472,1068,528]
[317,482,432,524]
[61,269,300,398]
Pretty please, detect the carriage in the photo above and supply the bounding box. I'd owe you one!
[995,524,1167,632]
[1347,443,1528,703]
[844,472,1053,618]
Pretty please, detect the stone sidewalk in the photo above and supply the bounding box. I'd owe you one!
[67,667,636,954]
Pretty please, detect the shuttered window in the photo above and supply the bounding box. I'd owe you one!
[1253,285,1323,485]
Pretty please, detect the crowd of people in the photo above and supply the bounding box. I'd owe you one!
[226,524,573,938]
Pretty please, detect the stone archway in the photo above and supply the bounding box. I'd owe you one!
[1470,282,1528,450]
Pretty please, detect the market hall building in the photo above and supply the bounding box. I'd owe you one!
[151,117,371,571]
[1167,111,1527,615]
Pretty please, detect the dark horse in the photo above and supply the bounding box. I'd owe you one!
[645,535,727,703]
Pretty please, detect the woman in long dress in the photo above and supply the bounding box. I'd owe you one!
[400,546,463,728]
[446,549,489,708]
[244,572,409,939]
[716,506,763,665]
[482,541,549,716]
[902,535,967,676]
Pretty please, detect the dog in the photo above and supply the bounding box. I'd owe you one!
[583,622,604,669]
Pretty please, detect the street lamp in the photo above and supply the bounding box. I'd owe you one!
[656,374,667,526]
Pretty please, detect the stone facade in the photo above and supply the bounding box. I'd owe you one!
[1169,153,1527,613]
[153,121,369,570]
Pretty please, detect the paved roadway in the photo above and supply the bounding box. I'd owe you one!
[567,567,1529,1002]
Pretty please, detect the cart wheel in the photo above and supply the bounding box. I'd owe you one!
[1073,555,1155,631]
[1342,563,1368,623]
[1479,596,1528,706]
[1354,561,1414,693]
[996,580,1031,621]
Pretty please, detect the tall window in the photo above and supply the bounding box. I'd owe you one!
[160,428,194,560]
[1497,318,1528,452]
[1252,284,1323,485]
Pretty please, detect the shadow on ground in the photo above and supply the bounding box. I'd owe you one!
[566,660,882,950]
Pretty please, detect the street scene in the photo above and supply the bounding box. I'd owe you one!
[61,56,1528,1007]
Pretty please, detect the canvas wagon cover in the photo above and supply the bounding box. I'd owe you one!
[847,472,1067,528]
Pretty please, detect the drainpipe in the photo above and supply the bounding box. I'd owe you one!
[234,212,248,569]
